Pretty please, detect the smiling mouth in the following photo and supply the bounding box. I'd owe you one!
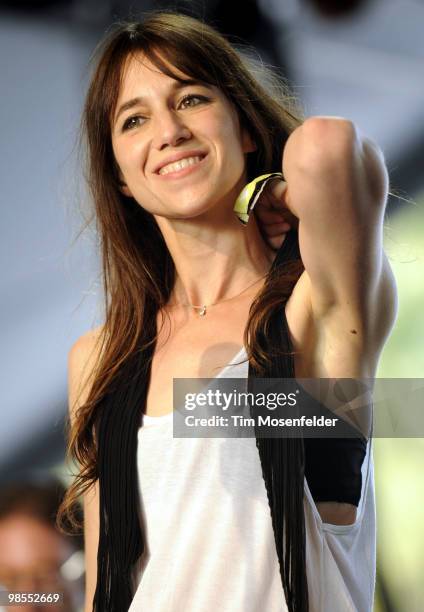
[157,154,208,177]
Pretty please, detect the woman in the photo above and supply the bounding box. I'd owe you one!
[58,11,398,612]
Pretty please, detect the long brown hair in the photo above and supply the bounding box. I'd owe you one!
[57,10,306,610]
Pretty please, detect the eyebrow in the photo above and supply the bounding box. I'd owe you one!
[114,79,207,125]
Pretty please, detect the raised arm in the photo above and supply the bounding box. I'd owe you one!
[272,117,398,371]
[266,118,398,525]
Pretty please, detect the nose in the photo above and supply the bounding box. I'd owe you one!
[152,109,192,150]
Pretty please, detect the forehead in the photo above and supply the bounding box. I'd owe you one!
[118,51,199,98]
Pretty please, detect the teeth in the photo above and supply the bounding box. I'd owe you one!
[159,156,203,175]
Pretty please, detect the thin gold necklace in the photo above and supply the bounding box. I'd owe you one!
[170,275,266,316]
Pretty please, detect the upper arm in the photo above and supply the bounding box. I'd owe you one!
[282,117,390,322]
[68,326,103,612]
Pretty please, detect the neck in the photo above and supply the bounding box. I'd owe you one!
[165,221,274,309]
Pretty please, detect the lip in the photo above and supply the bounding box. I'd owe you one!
[153,151,208,175]
[155,153,208,179]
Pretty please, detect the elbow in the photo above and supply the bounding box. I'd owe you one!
[360,137,389,207]
[300,118,389,211]
[299,116,359,168]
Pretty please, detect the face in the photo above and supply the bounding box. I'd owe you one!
[0,514,74,611]
[111,52,256,219]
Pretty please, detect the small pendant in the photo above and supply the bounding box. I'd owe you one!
[198,305,207,316]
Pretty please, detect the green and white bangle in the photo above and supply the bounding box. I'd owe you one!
[233,172,285,225]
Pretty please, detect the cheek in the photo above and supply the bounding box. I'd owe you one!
[217,113,246,160]
[112,138,144,176]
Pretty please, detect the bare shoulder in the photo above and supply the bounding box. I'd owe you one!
[69,324,104,353]
[68,324,104,378]
[68,324,105,424]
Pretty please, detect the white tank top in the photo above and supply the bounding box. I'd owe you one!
[129,346,376,612]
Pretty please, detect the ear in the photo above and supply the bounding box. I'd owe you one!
[241,127,257,154]
[118,180,133,198]
[116,168,133,197]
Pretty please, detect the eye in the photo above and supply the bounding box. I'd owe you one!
[122,115,145,131]
[121,94,208,132]
[179,94,208,109]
